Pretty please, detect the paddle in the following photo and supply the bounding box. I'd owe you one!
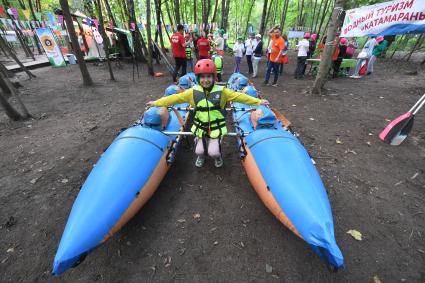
[379,93,425,146]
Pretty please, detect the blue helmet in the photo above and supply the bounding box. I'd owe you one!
[227,73,243,89]
[178,76,190,89]
[164,85,179,96]
[236,76,249,90]
[143,107,162,130]
[186,72,197,84]
[243,85,258,98]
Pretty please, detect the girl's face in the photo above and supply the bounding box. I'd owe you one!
[199,74,214,88]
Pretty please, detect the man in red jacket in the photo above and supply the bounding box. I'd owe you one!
[171,24,190,82]
[197,32,210,60]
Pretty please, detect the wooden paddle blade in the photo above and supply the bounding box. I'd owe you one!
[270,107,291,129]
[379,112,412,143]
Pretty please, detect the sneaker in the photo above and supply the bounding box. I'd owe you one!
[195,156,205,167]
[272,83,278,87]
[214,156,223,168]
[366,72,372,75]
[262,81,270,86]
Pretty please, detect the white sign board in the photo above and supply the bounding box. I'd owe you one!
[341,0,425,37]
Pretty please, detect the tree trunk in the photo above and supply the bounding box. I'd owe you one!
[0,63,30,119]
[94,0,115,81]
[0,34,35,78]
[317,0,331,35]
[264,0,275,30]
[194,0,197,24]
[297,0,305,27]
[174,0,181,24]
[221,0,230,31]
[244,0,255,37]
[313,0,324,32]
[259,0,269,36]
[146,0,155,75]
[165,0,175,28]
[0,90,23,120]
[27,0,43,55]
[154,0,165,50]
[160,8,171,41]
[212,0,219,23]
[312,0,345,94]
[60,0,93,86]
[310,0,319,32]
[280,0,289,29]
[127,0,147,62]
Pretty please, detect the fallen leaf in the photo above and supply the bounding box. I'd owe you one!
[309,117,315,121]
[336,138,343,144]
[411,172,419,180]
[373,275,382,283]
[266,264,273,273]
[30,177,39,184]
[345,149,357,155]
[61,178,69,184]
[6,247,14,253]
[347,229,362,241]
[292,104,296,107]
[366,141,371,146]
[177,219,186,223]
[193,213,201,220]
[213,241,218,245]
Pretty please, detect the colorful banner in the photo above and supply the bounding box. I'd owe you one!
[341,0,425,37]
[35,28,66,67]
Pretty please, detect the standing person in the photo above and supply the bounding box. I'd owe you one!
[345,38,356,59]
[185,34,194,72]
[197,32,210,60]
[333,38,347,77]
[252,34,263,78]
[263,27,285,86]
[192,29,200,60]
[294,33,310,79]
[171,24,190,83]
[215,30,225,56]
[367,36,388,75]
[211,52,223,81]
[208,33,216,58]
[317,36,327,58]
[146,59,269,168]
[350,36,377,78]
[245,33,257,74]
[279,33,289,75]
[233,36,245,73]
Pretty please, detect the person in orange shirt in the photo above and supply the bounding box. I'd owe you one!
[263,26,285,87]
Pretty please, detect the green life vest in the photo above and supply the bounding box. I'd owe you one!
[191,85,227,138]
[212,55,223,73]
[185,46,192,59]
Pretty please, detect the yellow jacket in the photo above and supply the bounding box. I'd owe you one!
[153,87,261,108]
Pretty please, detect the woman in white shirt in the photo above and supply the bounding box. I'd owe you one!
[233,36,245,73]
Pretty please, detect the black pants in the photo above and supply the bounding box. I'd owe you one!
[173,57,187,82]
[294,56,307,79]
[246,55,253,74]
[333,58,343,77]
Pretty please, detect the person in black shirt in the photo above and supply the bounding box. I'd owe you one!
[252,34,263,78]
[333,37,347,78]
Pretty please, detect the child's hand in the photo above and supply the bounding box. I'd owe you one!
[260,99,270,106]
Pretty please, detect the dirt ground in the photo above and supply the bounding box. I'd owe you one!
[0,52,424,282]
